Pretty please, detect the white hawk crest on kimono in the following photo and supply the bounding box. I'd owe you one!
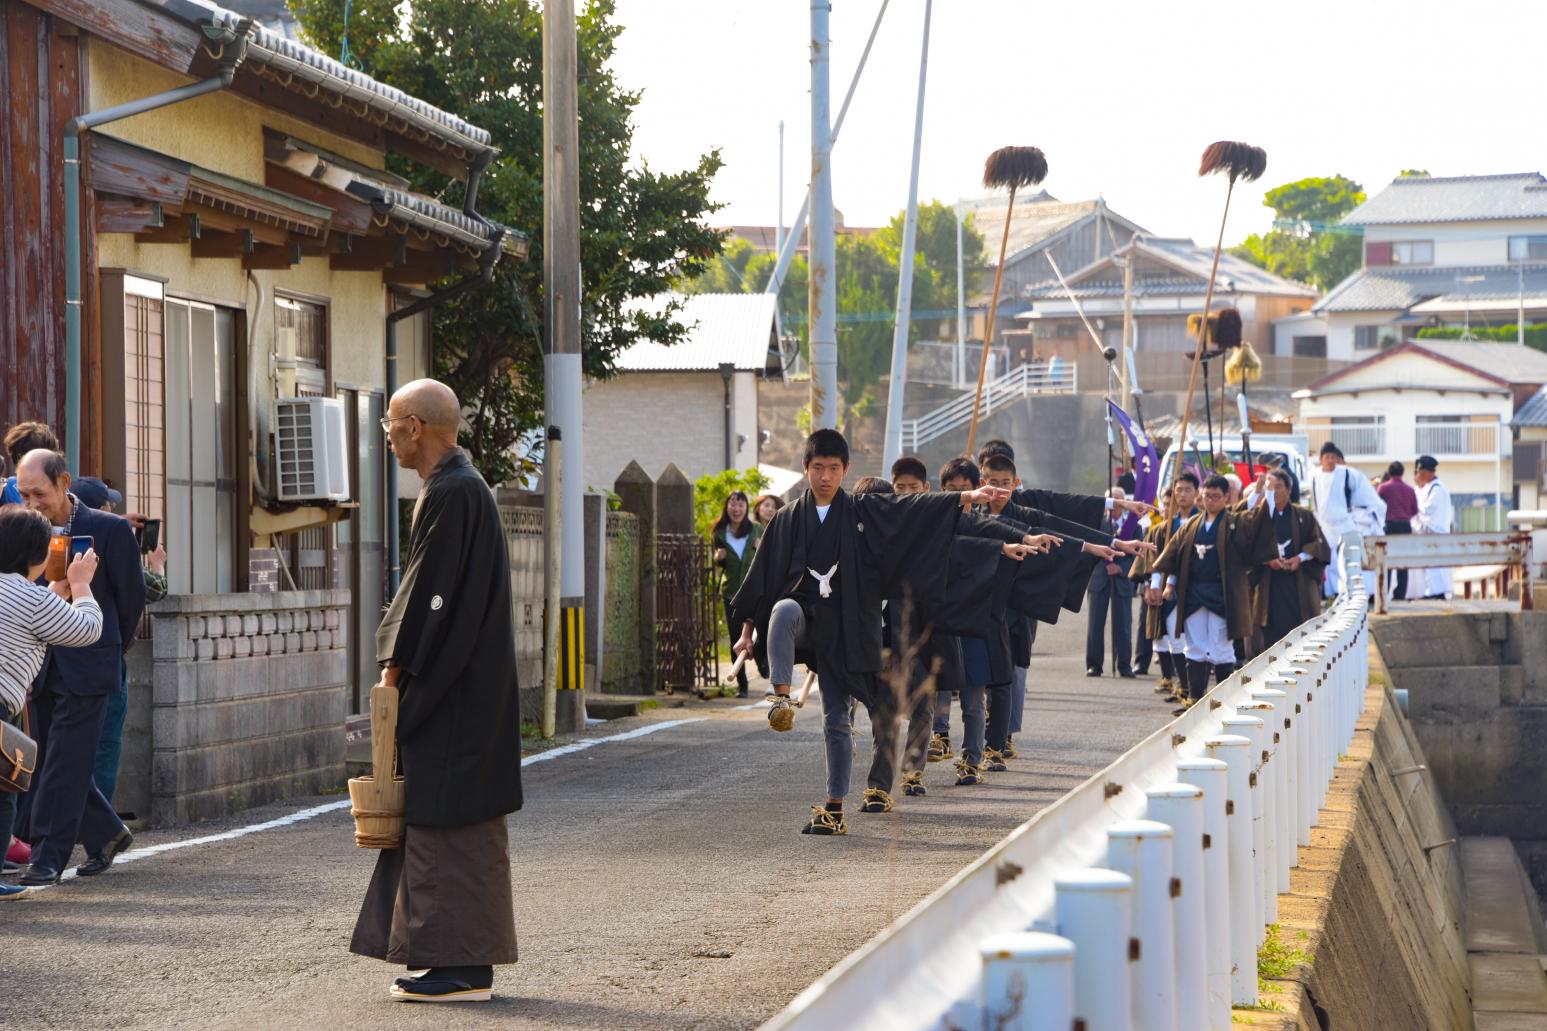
[1194,543,1214,562]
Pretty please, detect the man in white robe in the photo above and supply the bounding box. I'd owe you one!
[1412,455,1454,599]
[1308,442,1386,597]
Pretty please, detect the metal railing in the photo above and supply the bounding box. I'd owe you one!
[764,534,1372,1031]
[1414,420,1499,457]
[1363,529,1533,613]
[899,362,1077,451]
[1305,423,1386,458]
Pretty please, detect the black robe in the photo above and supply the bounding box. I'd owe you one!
[1010,488,1107,532]
[730,488,1021,701]
[998,500,1105,618]
[376,449,523,828]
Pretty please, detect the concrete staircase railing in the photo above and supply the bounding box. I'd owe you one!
[899,362,1077,452]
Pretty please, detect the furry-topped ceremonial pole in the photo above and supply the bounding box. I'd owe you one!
[966,146,1048,455]
[1169,142,1266,492]
[1223,309,1261,480]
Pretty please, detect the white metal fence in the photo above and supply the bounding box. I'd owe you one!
[899,362,1078,452]
[1414,419,1500,458]
[764,534,1372,1031]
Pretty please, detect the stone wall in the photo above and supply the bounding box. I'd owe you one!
[124,590,350,827]
[1372,607,1547,906]
[1237,680,1471,1030]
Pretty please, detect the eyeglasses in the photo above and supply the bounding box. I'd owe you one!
[379,414,419,432]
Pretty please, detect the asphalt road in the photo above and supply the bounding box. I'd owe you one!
[0,614,1173,1031]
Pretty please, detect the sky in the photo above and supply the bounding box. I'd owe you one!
[607,0,1545,249]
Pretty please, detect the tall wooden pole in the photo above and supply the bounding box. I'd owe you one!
[966,186,1017,456]
[1169,181,1236,492]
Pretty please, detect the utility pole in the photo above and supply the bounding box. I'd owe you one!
[777,120,785,257]
[956,200,967,388]
[881,0,932,473]
[1120,244,1135,411]
[808,1,837,429]
[543,0,585,695]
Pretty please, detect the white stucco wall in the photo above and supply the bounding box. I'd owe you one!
[582,371,762,490]
[1362,219,1547,268]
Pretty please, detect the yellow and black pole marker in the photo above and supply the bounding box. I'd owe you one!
[542,426,562,738]
[559,604,585,692]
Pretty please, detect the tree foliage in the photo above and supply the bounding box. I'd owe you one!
[683,200,986,421]
[291,0,724,485]
[1418,323,1547,353]
[1231,175,1366,292]
[693,467,770,542]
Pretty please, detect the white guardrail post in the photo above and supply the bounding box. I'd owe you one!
[978,932,1076,1031]
[1107,820,1177,1031]
[1175,759,1233,1030]
[1250,686,1293,894]
[1055,869,1134,1031]
[1206,732,1258,1007]
[1144,784,1207,1031]
[762,533,1374,1031]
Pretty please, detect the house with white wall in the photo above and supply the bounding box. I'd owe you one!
[1295,340,1547,526]
[582,293,783,489]
[1315,174,1547,360]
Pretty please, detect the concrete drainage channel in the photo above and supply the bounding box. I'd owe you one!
[762,545,1547,1031]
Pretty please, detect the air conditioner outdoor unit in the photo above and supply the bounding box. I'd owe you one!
[275,397,351,503]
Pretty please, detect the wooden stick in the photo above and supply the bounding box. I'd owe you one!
[794,670,818,708]
[724,650,749,684]
[967,185,1017,455]
[1045,252,1106,358]
[1168,179,1237,496]
[370,682,398,781]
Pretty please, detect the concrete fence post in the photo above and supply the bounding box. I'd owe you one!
[1251,686,1293,892]
[1176,759,1232,1031]
[1206,733,1258,1008]
[614,461,657,695]
[979,932,1076,1031]
[1220,714,1268,937]
[655,462,695,535]
[1236,700,1281,919]
[1055,868,1134,1031]
[1107,820,1177,1031]
[1145,784,1207,1031]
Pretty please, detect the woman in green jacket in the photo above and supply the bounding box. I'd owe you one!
[712,491,763,696]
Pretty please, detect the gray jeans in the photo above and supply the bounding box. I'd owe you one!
[929,686,986,766]
[768,597,807,688]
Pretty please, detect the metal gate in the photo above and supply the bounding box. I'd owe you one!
[655,533,718,694]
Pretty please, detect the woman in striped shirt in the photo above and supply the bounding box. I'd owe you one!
[0,505,103,898]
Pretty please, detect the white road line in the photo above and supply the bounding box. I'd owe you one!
[21,717,708,891]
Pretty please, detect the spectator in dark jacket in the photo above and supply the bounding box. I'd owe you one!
[13,450,145,884]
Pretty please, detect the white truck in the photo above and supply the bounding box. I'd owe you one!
[1155,432,1313,507]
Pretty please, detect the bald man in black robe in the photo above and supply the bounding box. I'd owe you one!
[351,378,521,1003]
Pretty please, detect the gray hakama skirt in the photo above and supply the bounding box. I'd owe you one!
[350,815,518,967]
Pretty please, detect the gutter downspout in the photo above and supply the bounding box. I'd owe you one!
[718,362,735,469]
[385,230,505,595]
[63,22,250,472]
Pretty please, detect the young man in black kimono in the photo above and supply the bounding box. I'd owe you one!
[729,431,1033,834]
[1243,468,1329,648]
[353,379,521,1003]
[1150,474,1271,706]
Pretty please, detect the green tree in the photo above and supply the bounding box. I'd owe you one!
[1231,175,1366,292]
[680,237,758,295]
[291,0,723,485]
[693,467,770,542]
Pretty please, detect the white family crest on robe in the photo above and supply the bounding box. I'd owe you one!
[1276,539,1291,558]
[1194,543,1214,561]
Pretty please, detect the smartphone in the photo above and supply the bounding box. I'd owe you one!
[140,518,161,554]
[71,536,94,560]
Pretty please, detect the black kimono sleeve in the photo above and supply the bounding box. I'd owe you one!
[1011,488,1106,530]
[1002,501,1110,547]
[857,491,977,606]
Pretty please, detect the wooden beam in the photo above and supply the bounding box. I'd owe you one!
[263,163,376,236]
[96,199,162,234]
[87,135,189,206]
[383,250,456,286]
[243,242,303,271]
[33,0,201,73]
[134,212,201,245]
[190,229,255,259]
[330,234,407,272]
[189,206,290,247]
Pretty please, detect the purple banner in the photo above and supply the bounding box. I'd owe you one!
[1108,400,1159,540]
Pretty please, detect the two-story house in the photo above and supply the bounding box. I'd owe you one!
[1314,173,1547,359]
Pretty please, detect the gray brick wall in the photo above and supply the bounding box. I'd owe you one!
[132,589,350,827]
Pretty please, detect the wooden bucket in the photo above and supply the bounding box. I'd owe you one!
[349,682,405,849]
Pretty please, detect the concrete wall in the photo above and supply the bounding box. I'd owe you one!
[1240,681,1471,1030]
[1372,608,1547,905]
[582,371,756,488]
[1363,219,1547,268]
[125,590,350,827]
